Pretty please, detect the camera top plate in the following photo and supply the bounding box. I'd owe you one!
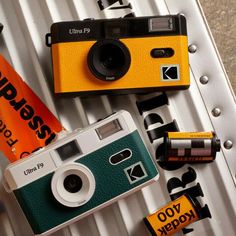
[46,15,187,46]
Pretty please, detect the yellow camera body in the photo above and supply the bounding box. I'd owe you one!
[46,15,190,95]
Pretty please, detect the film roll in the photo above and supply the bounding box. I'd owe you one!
[144,194,200,236]
[160,132,221,162]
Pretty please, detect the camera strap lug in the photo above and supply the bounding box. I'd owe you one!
[45,33,52,47]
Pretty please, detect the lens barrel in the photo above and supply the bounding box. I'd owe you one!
[87,39,131,81]
[51,164,96,208]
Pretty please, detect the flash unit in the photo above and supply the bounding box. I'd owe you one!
[96,119,122,140]
[149,17,173,32]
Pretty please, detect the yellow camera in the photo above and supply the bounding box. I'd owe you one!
[46,15,190,95]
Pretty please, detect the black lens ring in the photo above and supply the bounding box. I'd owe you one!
[87,39,131,81]
[63,174,83,193]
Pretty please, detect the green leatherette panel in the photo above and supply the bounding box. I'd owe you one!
[14,131,158,234]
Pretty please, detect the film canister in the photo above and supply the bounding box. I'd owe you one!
[144,194,201,236]
[160,131,221,162]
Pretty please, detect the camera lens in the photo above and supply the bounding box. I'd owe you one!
[63,174,83,193]
[100,44,124,70]
[51,164,96,207]
[87,39,131,81]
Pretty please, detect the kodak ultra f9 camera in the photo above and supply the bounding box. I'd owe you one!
[46,15,190,95]
[3,110,159,235]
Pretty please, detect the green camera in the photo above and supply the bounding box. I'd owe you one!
[4,110,159,235]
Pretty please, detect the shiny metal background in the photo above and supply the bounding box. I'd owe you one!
[0,0,235,236]
[201,0,236,92]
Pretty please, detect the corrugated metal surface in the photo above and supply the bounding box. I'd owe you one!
[0,0,235,235]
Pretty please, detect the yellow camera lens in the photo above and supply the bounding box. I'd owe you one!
[87,39,131,81]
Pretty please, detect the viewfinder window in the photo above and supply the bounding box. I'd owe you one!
[104,22,128,38]
[149,17,173,32]
[96,119,122,140]
[56,140,81,160]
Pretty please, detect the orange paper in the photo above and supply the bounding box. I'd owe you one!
[0,55,63,162]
